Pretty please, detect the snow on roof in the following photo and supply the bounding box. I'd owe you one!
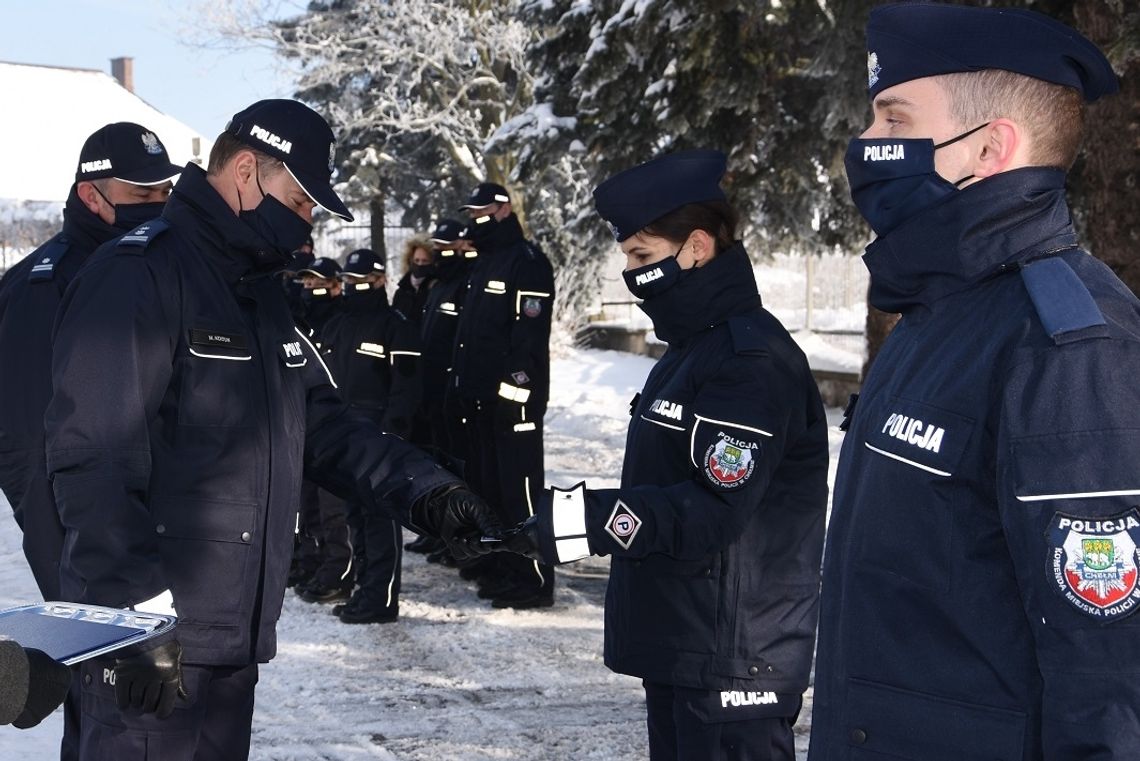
[0,61,211,203]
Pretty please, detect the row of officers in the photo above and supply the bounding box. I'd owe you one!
[283,185,556,623]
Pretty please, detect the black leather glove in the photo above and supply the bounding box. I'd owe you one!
[411,485,504,562]
[493,515,544,562]
[11,648,71,729]
[113,639,187,719]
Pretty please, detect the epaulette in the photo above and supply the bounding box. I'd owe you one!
[1020,257,1108,345]
[115,218,170,255]
[728,314,770,357]
[28,236,71,283]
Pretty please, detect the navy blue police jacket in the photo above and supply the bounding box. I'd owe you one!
[809,168,1140,760]
[322,287,422,439]
[0,189,133,599]
[540,244,828,700]
[420,258,471,401]
[392,271,435,326]
[450,215,554,409]
[43,164,459,666]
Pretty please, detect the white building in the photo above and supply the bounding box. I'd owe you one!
[0,58,209,267]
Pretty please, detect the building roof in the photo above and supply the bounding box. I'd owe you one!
[0,60,211,203]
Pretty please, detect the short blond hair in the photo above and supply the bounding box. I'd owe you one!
[935,70,1086,170]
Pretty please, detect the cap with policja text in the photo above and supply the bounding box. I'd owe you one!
[864,2,1118,102]
[225,99,354,221]
[75,122,181,185]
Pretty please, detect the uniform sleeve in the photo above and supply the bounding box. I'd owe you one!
[381,317,422,439]
[296,330,458,524]
[45,255,175,607]
[997,339,1140,758]
[539,353,812,563]
[499,253,554,403]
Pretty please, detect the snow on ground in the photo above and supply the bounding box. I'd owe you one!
[1,347,846,759]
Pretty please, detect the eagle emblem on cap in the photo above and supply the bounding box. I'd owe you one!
[141,132,163,155]
[867,52,881,88]
[328,142,336,172]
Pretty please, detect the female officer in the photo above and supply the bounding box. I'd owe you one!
[480,150,829,760]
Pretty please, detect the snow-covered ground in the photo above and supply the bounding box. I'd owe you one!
[1,347,845,759]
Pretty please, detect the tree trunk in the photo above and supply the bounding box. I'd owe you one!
[369,193,386,260]
[1070,1,1140,296]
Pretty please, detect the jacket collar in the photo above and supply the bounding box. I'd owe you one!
[640,242,761,346]
[162,163,286,285]
[863,167,1078,314]
[60,186,123,253]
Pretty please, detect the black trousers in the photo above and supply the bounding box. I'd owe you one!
[345,500,402,612]
[461,397,553,595]
[643,681,797,761]
[295,480,352,588]
[75,660,258,761]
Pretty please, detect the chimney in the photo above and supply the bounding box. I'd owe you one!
[111,57,134,93]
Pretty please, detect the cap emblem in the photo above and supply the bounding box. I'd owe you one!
[249,124,292,154]
[141,132,162,155]
[867,52,881,88]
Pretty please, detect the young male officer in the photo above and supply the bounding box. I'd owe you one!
[0,122,179,602]
[44,99,500,760]
[809,5,1140,759]
[452,184,556,608]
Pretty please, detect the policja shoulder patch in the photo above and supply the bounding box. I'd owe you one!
[1047,509,1140,621]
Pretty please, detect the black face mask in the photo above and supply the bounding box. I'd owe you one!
[411,263,435,279]
[91,185,166,233]
[844,123,988,237]
[238,168,314,259]
[622,243,685,300]
[466,213,498,244]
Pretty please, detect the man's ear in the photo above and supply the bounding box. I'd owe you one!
[231,150,258,190]
[971,118,1024,179]
[75,181,103,215]
[496,201,512,221]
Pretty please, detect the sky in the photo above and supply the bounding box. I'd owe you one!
[0,0,302,137]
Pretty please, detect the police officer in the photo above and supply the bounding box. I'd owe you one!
[0,122,178,761]
[405,218,476,556]
[323,248,423,623]
[0,122,179,602]
[290,255,355,605]
[808,5,1139,759]
[452,183,556,608]
[483,151,828,760]
[43,99,500,760]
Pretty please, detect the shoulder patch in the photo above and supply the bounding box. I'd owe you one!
[28,236,71,283]
[1021,257,1108,345]
[115,218,171,255]
[728,315,769,357]
[1047,509,1140,622]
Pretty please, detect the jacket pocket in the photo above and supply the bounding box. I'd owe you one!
[176,337,256,428]
[846,678,1026,761]
[151,497,258,625]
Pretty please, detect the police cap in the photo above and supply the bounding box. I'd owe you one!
[342,248,386,277]
[866,2,1118,103]
[75,122,181,185]
[459,182,510,210]
[225,99,354,221]
[430,218,468,245]
[297,256,342,279]
[593,150,727,242]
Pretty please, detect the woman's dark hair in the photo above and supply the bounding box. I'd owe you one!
[642,199,738,253]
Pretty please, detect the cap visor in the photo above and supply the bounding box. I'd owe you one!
[114,161,183,186]
[285,164,354,222]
